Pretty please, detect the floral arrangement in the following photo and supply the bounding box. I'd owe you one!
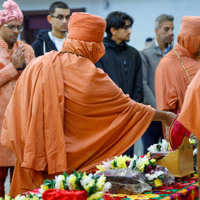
[96,154,165,188]
[40,170,111,200]
[0,171,111,200]
[147,139,172,153]
[0,194,40,200]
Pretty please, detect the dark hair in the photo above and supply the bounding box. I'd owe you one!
[105,11,134,38]
[155,14,174,29]
[49,1,69,15]
[146,37,153,42]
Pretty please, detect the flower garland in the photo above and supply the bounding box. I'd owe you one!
[0,194,40,200]
[40,171,111,200]
[96,154,165,188]
[0,171,111,200]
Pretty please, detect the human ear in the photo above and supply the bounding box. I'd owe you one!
[110,27,116,35]
[47,15,52,24]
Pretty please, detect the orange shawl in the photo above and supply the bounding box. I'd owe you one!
[1,14,155,196]
[178,69,200,138]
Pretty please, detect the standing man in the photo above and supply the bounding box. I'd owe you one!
[0,0,35,197]
[140,14,174,153]
[95,11,143,157]
[32,1,70,57]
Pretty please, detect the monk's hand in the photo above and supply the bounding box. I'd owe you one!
[11,45,26,69]
[153,110,176,126]
[162,111,176,127]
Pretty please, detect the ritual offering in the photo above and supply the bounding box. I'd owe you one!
[95,155,174,195]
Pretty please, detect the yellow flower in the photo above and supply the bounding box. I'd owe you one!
[168,143,172,151]
[4,196,11,200]
[137,162,145,172]
[150,158,156,163]
[87,191,104,200]
[60,181,64,190]
[146,152,150,158]
[111,155,131,169]
[85,179,95,192]
[70,174,77,189]
[82,172,87,179]
[189,138,196,145]
[96,175,106,191]
[40,184,49,191]
[32,197,40,200]
[153,178,163,187]
[96,164,105,172]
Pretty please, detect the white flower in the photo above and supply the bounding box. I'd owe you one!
[55,175,64,189]
[145,171,164,181]
[102,160,112,170]
[102,182,112,193]
[160,139,169,151]
[193,148,197,156]
[128,155,138,169]
[80,174,93,190]
[14,196,26,200]
[66,174,76,190]
[147,144,158,153]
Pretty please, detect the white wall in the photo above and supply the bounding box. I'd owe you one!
[1,0,200,49]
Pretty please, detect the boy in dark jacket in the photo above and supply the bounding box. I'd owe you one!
[32,1,70,57]
[96,11,143,157]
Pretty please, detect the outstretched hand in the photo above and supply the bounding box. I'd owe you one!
[153,110,176,142]
[153,110,176,127]
[161,111,176,127]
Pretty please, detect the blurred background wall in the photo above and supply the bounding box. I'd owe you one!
[0,0,199,49]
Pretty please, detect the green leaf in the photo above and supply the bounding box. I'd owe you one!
[87,184,98,196]
[113,160,117,167]
[63,171,68,179]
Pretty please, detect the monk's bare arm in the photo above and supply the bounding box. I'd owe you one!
[153,110,176,127]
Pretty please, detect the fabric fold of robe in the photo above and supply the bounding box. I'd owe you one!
[178,69,200,138]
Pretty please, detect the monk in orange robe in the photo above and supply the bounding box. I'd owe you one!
[155,16,200,114]
[169,69,200,199]
[1,13,175,197]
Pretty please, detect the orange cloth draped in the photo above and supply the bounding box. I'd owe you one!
[155,44,200,113]
[155,16,200,113]
[1,15,155,196]
[178,69,200,138]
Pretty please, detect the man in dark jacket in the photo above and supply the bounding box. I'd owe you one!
[96,11,143,157]
[32,1,70,57]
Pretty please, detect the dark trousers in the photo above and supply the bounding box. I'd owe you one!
[123,145,134,157]
[142,121,163,154]
[0,167,14,197]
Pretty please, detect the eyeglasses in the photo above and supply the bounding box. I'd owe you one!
[122,25,132,30]
[51,14,70,21]
[3,24,23,32]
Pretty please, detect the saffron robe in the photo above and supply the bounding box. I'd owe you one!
[1,38,155,196]
[178,69,200,137]
[155,44,200,113]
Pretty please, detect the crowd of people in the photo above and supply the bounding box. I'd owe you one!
[0,0,200,198]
